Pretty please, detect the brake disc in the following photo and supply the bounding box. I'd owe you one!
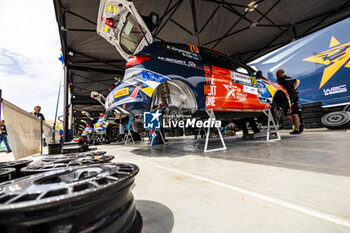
[21,155,115,175]
[0,163,141,233]
[0,168,16,183]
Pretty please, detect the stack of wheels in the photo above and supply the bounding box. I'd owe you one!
[281,119,293,130]
[0,163,142,233]
[166,130,175,137]
[0,160,33,180]
[321,111,350,130]
[0,168,15,183]
[174,128,183,137]
[184,127,192,136]
[64,151,107,157]
[301,102,324,129]
[131,131,142,141]
[21,154,115,175]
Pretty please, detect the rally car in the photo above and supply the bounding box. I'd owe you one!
[97,0,291,128]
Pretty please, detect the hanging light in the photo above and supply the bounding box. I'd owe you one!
[245,1,258,12]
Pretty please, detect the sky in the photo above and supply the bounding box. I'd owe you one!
[0,0,63,120]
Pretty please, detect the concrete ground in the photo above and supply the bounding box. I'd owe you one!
[1,128,350,233]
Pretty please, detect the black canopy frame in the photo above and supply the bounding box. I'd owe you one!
[53,0,350,140]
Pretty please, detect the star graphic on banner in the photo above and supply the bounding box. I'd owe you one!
[151,110,161,122]
[223,82,237,99]
[303,36,350,89]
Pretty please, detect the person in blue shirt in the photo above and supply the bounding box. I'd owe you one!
[0,120,12,153]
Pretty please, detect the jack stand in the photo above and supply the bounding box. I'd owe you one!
[124,116,135,144]
[263,108,281,141]
[150,129,165,146]
[124,130,135,144]
[204,109,227,153]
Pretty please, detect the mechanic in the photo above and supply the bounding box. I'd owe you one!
[31,105,45,121]
[31,105,46,146]
[276,69,303,134]
[0,120,12,153]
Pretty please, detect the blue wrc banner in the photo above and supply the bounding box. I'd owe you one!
[249,18,350,107]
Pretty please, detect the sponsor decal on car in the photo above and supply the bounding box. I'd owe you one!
[243,85,258,95]
[223,82,247,101]
[188,44,199,60]
[157,56,196,67]
[114,87,129,98]
[204,65,216,107]
[230,71,251,84]
[323,84,347,96]
[166,45,199,60]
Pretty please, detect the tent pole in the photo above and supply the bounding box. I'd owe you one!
[63,66,69,142]
[0,89,2,120]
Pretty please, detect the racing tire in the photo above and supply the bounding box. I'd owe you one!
[281,119,293,130]
[184,127,192,136]
[301,107,323,113]
[174,128,183,137]
[321,111,350,130]
[304,122,324,129]
[0,163,141,233]
[107,124,120,142]
[0,160,33,179]
[303,117,322,124]
[21,154,115,175]
[301,102,322,108]
[131,131,142,141]
[0,168,15,183]
[271,102,284,126]
[302,112,324,119]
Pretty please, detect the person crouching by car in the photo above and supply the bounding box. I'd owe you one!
[276,69,303,134]
[0,120,12,153]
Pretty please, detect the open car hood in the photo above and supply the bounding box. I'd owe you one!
[97,0,153,61]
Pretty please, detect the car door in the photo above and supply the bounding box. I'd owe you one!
[97,0,153,60]
[201,49,268,111]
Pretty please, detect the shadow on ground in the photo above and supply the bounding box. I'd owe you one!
[129,130,350,177]
[136,200,174,233]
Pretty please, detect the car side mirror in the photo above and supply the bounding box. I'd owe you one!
[255,70,263,79]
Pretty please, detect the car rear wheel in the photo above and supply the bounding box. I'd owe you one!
[271,102,284,125]
[150,80,197,115]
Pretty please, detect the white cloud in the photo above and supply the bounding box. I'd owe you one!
[0,0,63,120]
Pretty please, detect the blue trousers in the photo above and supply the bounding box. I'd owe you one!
[0,135,11,151]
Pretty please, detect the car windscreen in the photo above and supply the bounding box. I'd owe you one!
[120,13,145,54]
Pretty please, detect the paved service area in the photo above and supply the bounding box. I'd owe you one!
[1,129,350,233]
